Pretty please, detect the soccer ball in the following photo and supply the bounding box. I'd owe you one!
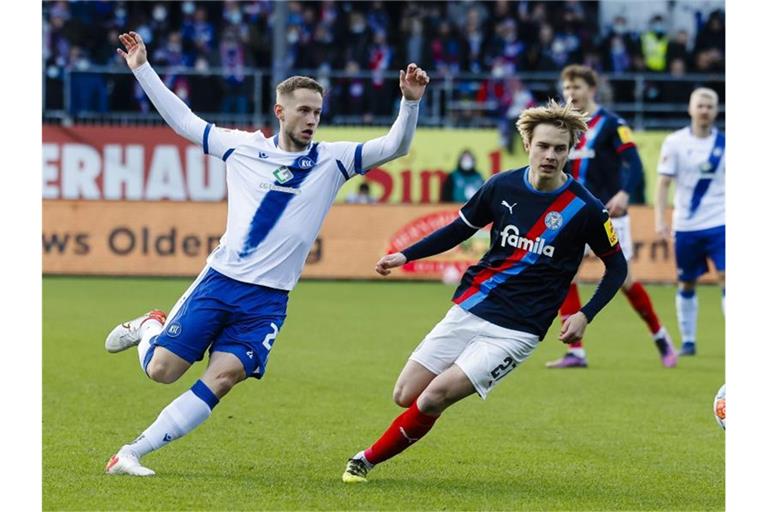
[713,384,725,430]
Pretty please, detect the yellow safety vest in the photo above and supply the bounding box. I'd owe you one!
[641,32,668,71]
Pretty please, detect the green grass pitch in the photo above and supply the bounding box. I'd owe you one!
[43,277,724,511]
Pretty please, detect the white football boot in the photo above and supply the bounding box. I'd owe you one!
[105,448,155,476]
[105,310,167,353]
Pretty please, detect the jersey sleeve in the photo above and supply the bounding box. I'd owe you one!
[584,203,622,258]
[323,141,363,181]
[656,135,678,177]
[203,125,258,161]
[458,177,496,229]
[324,99,420,180]
[611,118,644,193]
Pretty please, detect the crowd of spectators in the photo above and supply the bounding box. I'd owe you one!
[43,0,725,122]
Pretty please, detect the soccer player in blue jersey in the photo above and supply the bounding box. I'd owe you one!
[546,65,677,369]
[102,32,430,476]
[655,88,724,356]
[342,100,628,483]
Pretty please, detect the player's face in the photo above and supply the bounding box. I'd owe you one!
[562,78,595,111]
[525,124,571,179]
[275,89,324,149]
[689,93,718,127]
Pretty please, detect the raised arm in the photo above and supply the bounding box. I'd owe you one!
[117,31,207,145]
[357,63,430,171]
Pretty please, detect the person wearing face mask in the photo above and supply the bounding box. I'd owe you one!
[641,14,669,72]
[440,150,486,203]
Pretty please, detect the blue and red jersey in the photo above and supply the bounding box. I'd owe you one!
[453,167,621,338]
[567,106,643,204]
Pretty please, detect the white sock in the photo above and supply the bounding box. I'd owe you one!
[567,348,586,358]
[137,321,163,371]
[354,450,374,469]
[676,290,698,344]
[123,380,219,458]
[652,326,667,341]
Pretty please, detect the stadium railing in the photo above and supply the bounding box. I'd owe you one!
[43,66,725,131]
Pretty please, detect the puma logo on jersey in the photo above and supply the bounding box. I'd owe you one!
[500,224,555,257]
[501,200,517,214]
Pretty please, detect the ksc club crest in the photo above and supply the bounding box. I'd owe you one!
[545,211,563,230]
[297,156,315,169]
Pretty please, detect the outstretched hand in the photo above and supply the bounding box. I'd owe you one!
[117,31,148,70]
[399,63,430,101]
[375,252,407,276]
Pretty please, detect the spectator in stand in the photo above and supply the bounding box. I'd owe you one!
[369,30,394,116]
[341,11,372,67]
[430,20,464,76]
[641,14,669,72]
[182,5,215,58]
[601,16,642,102]
[346,182,377,204]
[522,22,553,71]
[336,60,372,121]
[667,29,692,69]
[367,1,391,34]
[463,7,488,73]
[399,15,429,70]
[485,19,525,73]
[297,23,336,70]
[439,150,485,203]
[693,9,724,73]
[219,28,248,114]
[502,78,536,153]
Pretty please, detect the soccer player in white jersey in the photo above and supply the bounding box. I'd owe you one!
[655,88,724,356]
[103,31,429,476]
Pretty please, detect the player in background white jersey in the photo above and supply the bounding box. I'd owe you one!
[103,31,429,476]
[655,88,725,356]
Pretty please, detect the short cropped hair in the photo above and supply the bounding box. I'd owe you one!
[516,99,589,148]
[276,76,324,98]
[560,64,598,88]
[690,87,719,105]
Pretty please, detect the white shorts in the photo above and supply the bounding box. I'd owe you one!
[585,214,633,261]
[409,305,539,400]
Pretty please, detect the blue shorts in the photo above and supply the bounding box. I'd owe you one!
[153,267,288,379]
[674,225,725,282]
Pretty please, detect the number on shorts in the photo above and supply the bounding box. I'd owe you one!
[490,356,517,381]
[261,323,279,352]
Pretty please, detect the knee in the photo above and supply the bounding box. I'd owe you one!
[417,387,449,416]
[392,385,414,408]
[146,359,182,384]
[678,281,696,293]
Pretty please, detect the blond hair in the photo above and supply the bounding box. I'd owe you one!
[516,99,589,148]
[276,76,324,99]
[690,87,719,105]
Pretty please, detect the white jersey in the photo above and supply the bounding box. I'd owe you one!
[132,62,420,290]
[203,127,364,289]
[657,127,725,232]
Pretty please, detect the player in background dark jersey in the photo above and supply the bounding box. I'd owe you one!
[342,100,628,484]
[546,65,677,369]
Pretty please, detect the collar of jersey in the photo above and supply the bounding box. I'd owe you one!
[523,167,572,196]
[272,133,315,156]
